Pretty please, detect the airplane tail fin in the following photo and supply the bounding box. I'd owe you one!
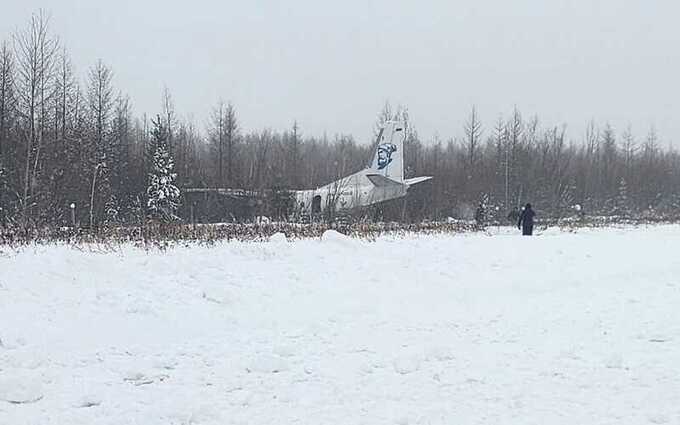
[370,121,406,182]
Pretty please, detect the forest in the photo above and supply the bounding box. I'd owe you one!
[1,12,680,231]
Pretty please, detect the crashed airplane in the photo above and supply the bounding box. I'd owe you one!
[294,120,432,214]
[184,120,432,219]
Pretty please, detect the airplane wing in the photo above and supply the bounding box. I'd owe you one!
[184,188,262,199]
[366,174,403,187]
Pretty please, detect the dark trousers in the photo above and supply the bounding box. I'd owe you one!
[522,225,533,236]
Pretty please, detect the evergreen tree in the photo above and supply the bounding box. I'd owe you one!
[614,177,632,217]
[146,116,180,221]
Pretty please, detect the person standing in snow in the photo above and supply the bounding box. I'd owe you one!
[517,203,535,236]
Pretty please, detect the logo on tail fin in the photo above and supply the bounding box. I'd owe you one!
[377,143,397,170]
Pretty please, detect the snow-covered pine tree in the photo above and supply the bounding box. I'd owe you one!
[146,116,180,221]
[615,177,632,218]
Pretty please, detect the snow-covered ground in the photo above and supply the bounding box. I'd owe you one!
[1,225,680,424]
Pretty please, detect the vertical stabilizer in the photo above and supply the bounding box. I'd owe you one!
[369,121,405,182]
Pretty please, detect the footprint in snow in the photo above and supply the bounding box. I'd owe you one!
[74,395,102,408]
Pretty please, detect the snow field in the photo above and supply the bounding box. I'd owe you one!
[1,226,680,424]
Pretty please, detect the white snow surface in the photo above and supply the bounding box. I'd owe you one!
[1,225,680,424]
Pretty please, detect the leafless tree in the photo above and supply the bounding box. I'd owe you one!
[620,125,637,178]
[0,41,14,160]
[373,101,393,139]
[289,120,300,188]
[207,100,238,187]
[161,86,175,149]
[13,10,59,226]
[0,41,15,225]
[85,59,115,225]
[463,106,482,174]
[208,100,225,187]
[87,60,113,147]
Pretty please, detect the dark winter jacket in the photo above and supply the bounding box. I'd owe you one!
[518,205,535,235]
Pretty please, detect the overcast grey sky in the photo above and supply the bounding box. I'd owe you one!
[2,0,679,145]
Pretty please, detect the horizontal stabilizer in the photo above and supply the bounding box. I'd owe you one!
[366,174,403,187]
[404,176,433,186]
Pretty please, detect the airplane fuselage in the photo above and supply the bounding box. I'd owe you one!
[294,168,408,214]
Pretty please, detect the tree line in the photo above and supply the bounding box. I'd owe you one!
[1,12,679,229]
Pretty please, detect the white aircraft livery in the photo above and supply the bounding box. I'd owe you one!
[294,121,432,214]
